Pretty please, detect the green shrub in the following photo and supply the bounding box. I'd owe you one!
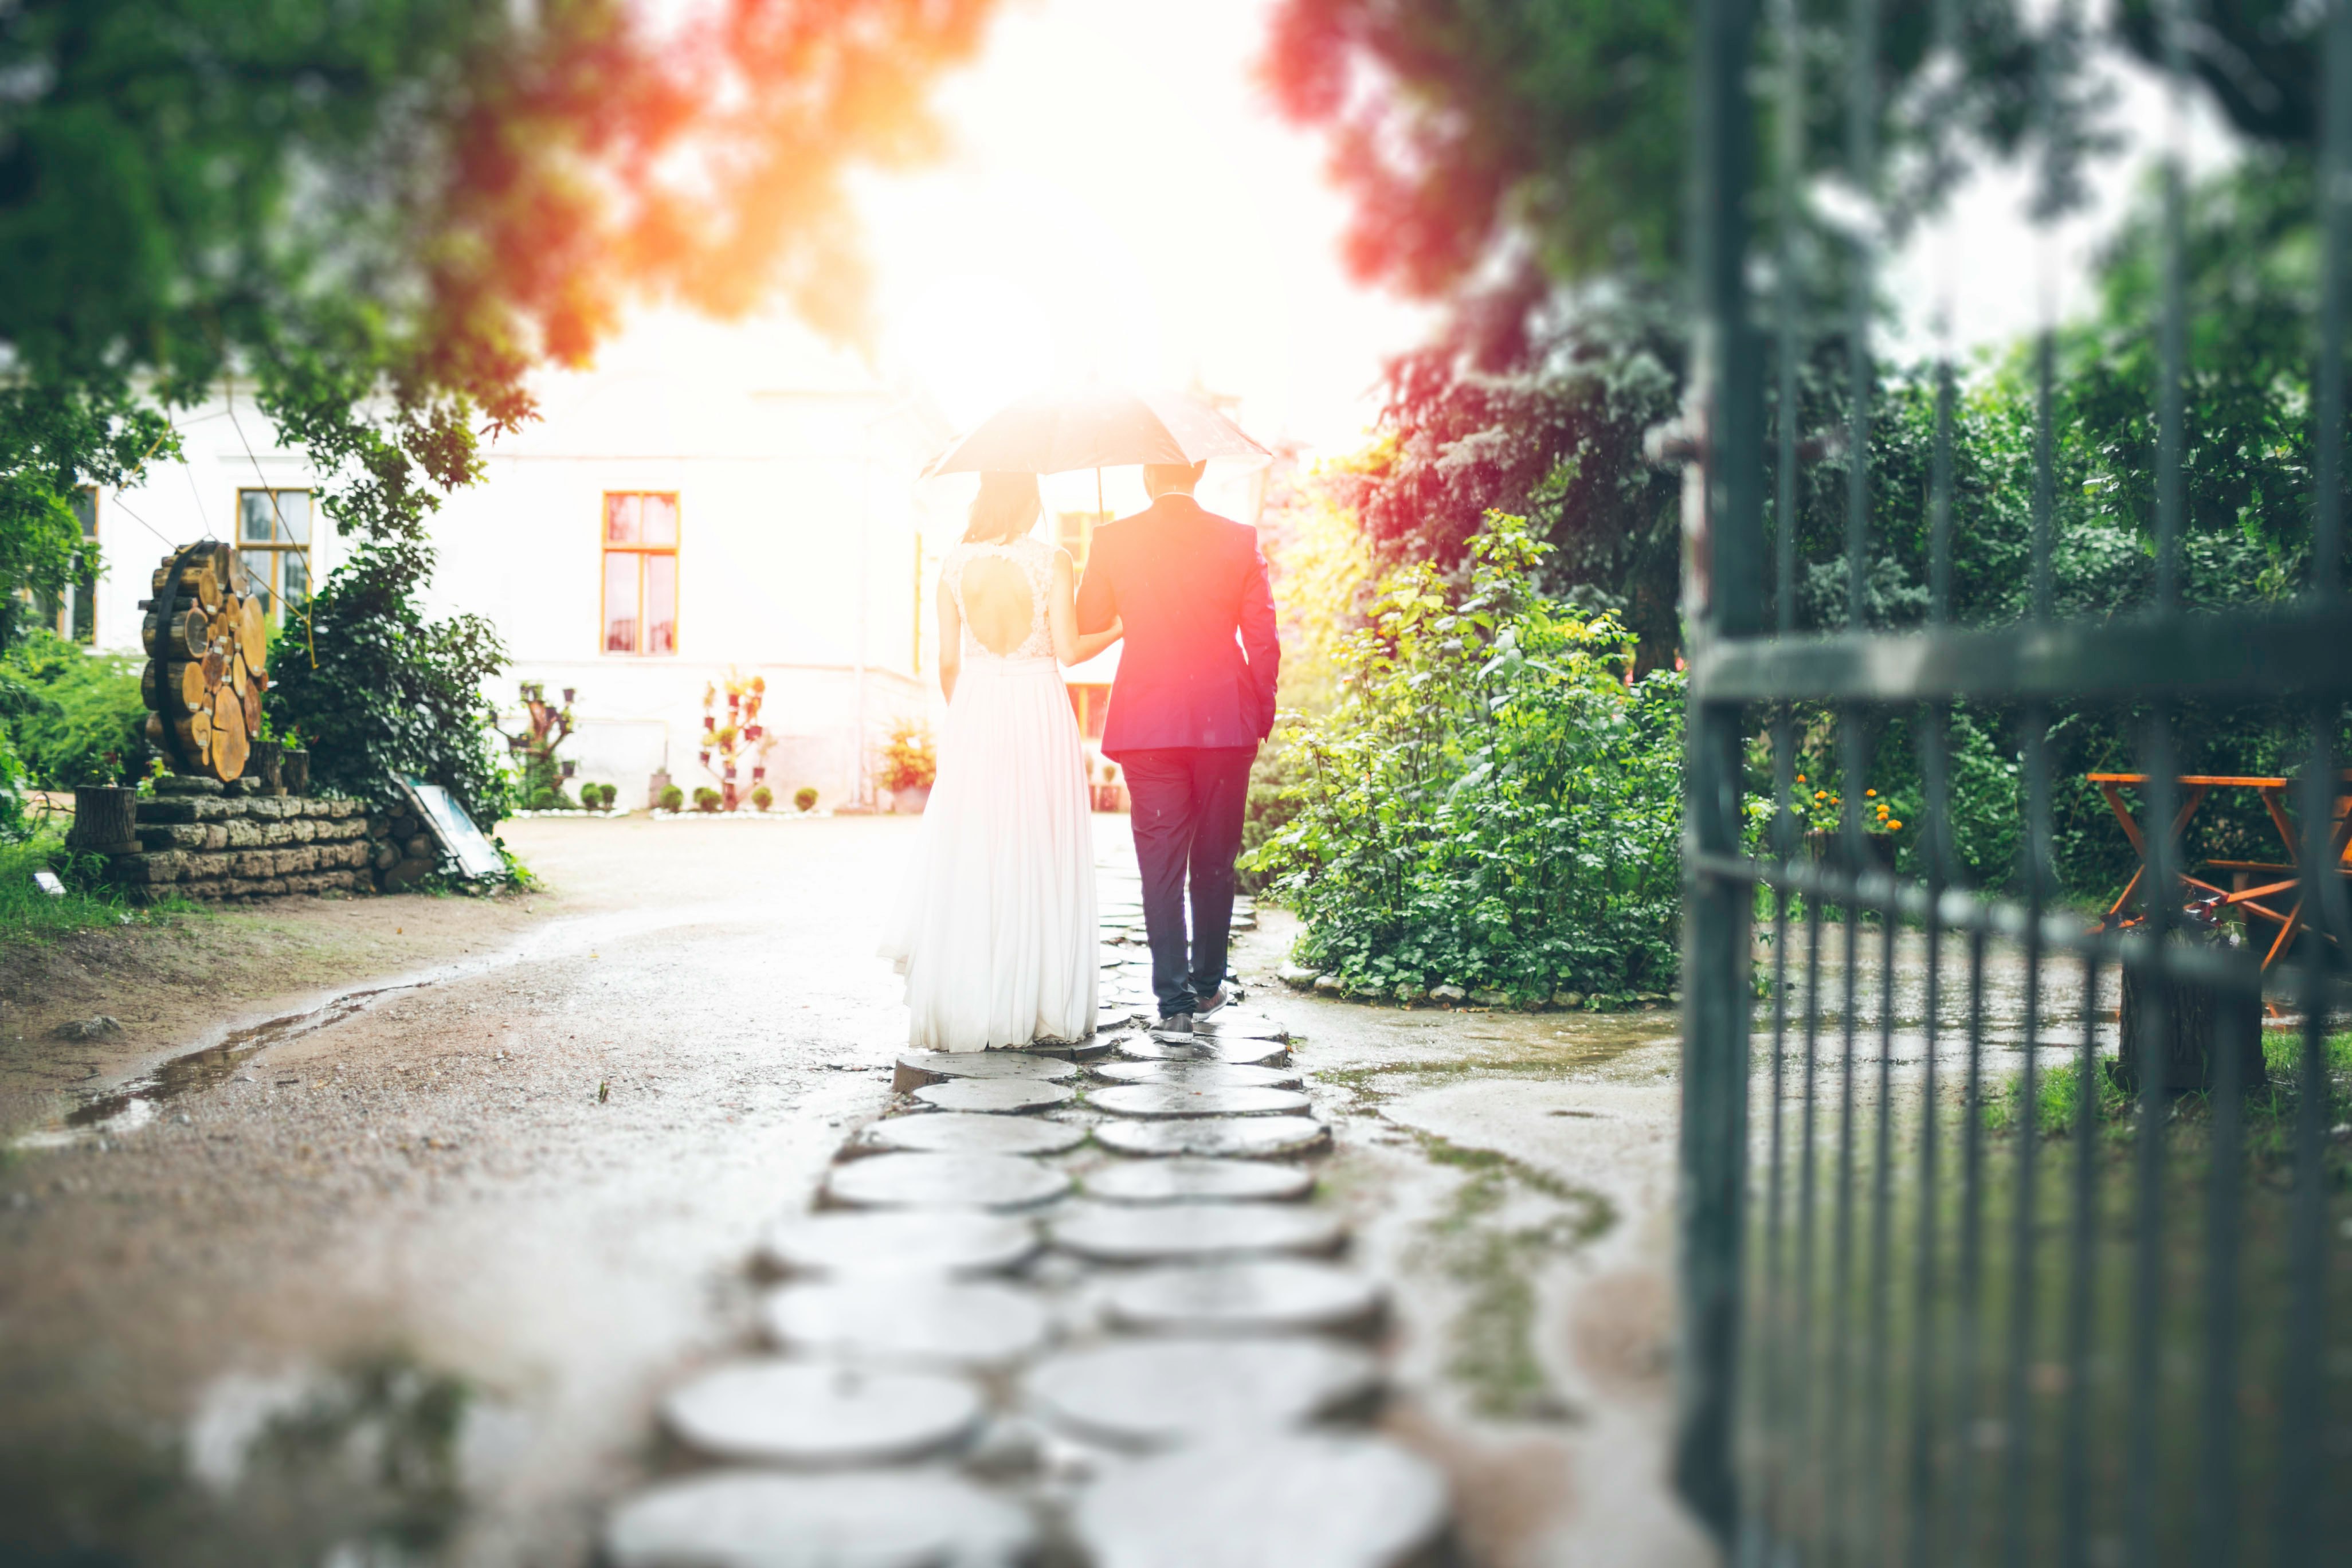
[658,784,685,812]
[0,629,152,787]
[693,786,722,813]
[1249,512,1684,998]
[750,784,773,811]
[266,541,511,828]
[794,785,818,813]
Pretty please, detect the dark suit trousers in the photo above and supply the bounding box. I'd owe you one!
[1118,746,1257,1017]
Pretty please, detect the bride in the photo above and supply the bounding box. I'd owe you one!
[880,471,1123,1050]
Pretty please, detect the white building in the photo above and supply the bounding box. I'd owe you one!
[57,312,1269,813]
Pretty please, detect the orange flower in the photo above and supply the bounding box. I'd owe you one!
[1887,820,1904,830]
[1865,789,1876,798]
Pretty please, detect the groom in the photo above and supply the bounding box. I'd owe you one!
[1076,458,1281,1033]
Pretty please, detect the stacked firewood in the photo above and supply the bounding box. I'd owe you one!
[138,542,267,783]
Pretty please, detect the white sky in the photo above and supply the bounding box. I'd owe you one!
[849,0,1433,458]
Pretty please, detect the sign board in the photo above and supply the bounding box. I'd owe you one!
[399,778,507,880]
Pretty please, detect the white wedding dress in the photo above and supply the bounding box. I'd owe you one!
[879,535,1099,1049]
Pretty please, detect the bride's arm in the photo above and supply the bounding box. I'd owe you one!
[1050,549,1122,665]
[936,570,962,702]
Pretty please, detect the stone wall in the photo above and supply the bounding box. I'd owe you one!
[105,783,436,902]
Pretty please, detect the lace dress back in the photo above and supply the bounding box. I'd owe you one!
[944,536,1056,660]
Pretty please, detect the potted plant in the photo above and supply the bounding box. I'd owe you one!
[1793,774,1899,874]
[880,718,937,813]
[658,784,685,813]
[794,786,819,814]
[693,785,723,813]
[751,784,774,812]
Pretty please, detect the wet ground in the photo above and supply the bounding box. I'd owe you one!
[1,812,1715,1567]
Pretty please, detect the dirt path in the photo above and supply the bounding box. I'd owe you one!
[3,812,1720,1567]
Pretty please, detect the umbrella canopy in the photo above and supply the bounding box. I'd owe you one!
[926,387,1268,477]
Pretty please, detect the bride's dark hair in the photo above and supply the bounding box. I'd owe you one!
[963,471,1041,544]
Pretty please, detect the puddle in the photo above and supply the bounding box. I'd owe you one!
[0,1350,523,1566]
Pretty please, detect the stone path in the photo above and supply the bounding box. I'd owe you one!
[602,850,1456,1566]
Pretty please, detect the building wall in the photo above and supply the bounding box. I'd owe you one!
[79,311,956,813]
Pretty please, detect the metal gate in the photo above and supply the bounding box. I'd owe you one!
[1673,1,2352,1563]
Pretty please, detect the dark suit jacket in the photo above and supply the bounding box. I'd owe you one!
[1075,493,1281,756]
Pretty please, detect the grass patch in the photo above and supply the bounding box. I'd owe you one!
[0,832,200,950]
[1404,1128,1615,1420]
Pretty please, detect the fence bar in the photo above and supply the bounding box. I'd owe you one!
[1952,929,1992,1566]
[2059,952,2102,1568]
[2123,717,2181,1568]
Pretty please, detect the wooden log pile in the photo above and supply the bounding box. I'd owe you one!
[137,542,266,783]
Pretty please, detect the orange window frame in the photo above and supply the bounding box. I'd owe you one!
[600,491,682,656]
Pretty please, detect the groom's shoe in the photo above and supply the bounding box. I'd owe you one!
[1193,985,1232,1018]
[1154,1011,1195,1036]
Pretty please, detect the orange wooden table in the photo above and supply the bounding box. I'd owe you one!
[2088,772,2352,970]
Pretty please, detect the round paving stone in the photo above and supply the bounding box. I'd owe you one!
[605,1469,1036,1568]
[1050,1202,1344,1264]
[1014,1034,1115,1061]
[1025,1337,1379,1449]
[912,1077,1076,1114]
[1084,1158,1315,1204]
[1091,1084,1310,1119]
[893,1049,1077,1093]
[825,1153,1069,1210]
[761,1279,1050,1368]
[1072,1432,1448,1568]
[1095,1115,1330,1160]
[860,1113,1088,1157]
[1105,1260,1385,1336]
[1190,1011,1290,1042]
[756,1209,1039,1277]
[1094,1059,1302,1090]
[1115,1033,1291,1067]
[660,1359,982,1465]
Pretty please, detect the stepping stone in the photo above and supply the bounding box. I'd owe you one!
[762,1279,1051,1368]
[1011,1035,1114,1062]
[1050,1202,1344,1264]
[1084,1158,1315,1204]
[1091,1084,1311,1119]
[1072,1433,1448,1568]
[605,1470,1036,1568]
[660,1359,981,1465]
[912,1078,1076,1114]
[1105,1260,1385,1336]
[1191,1011,1290,1042]
[893,1050,1077,1092]
[860,1112,1088,1158]
[756,1209,1040,1277]
[1025,1337,1380,1449]
[825,1153,1069,1211]
[1093,1059,1301,1090]
[1096,1115,1330,1160]
[1116,1033,1290,1067]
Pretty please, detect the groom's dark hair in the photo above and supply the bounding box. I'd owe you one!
[1142,459,1208,497]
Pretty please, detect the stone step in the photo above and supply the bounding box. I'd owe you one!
[760,1279,1051,1370]
[660,1360,982,1466]
[1050,1201,1345,1265]
[1024,1337,1379,1451]
[755,1209,1040,1278]
[1096,1115,1331,1160]
[824,1152,1070,1210]
[1090,1084,1311,1119]
[892,1050,1078,1093]
[1104,1260,1386,1337]
[856,1112,1088,1158]
[604,1471,1036,1568]
[911,1077,1076,1114]
[1081,1158,1315,1204]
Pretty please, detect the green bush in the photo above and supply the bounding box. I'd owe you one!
[0,629,152,787]
[693,786,721,813]
[266,541,511,828]
[793,785,818,813]
[1249,512,1684,999]
[658,784,685,813]
[750,784,773,811]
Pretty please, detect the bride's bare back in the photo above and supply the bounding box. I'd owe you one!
[959,554,1037,657]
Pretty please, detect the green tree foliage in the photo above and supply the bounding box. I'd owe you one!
[265,542,509,829]
[1251,513,1685,999]
[3,0,998,810]
[0,629,152,789]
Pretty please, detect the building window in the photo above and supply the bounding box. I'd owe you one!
[1056,511,1104,572]
[1068,683,1111,741]
[237,488,312,624]
[38,489,100,642]
[603,492,680,655]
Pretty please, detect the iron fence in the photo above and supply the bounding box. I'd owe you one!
[1674,0,2352,1563]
